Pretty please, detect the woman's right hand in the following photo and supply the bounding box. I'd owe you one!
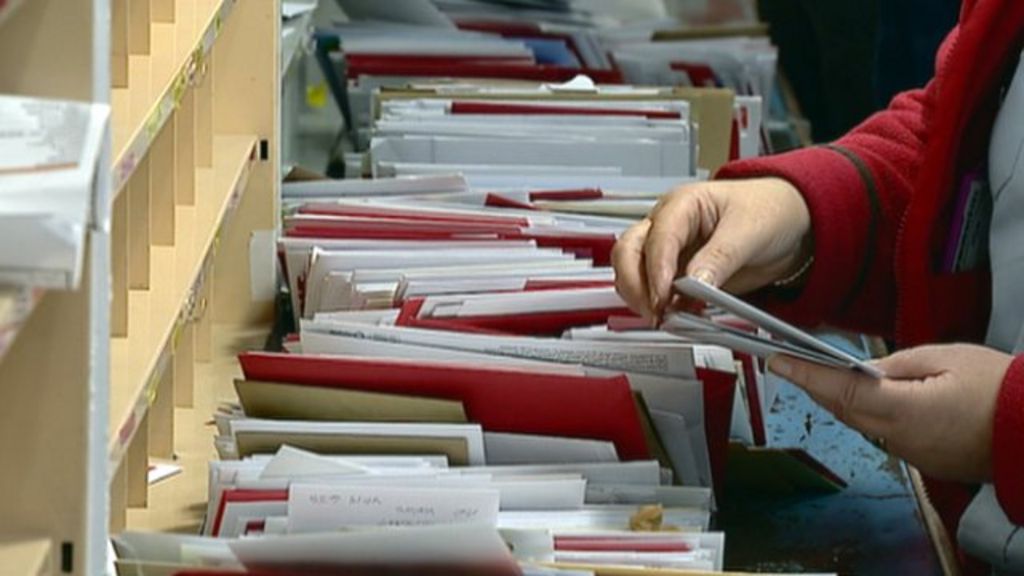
[612,177,814,322]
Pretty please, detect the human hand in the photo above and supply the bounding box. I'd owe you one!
[612,178,812,323]
[769,344,1014,483]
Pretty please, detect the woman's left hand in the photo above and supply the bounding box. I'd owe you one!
[769,344,1013,483]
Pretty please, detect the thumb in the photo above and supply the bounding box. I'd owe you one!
[874,345,950,380]
[683,218,757,288]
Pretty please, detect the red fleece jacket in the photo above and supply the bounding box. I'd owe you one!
[717,0,1024,563]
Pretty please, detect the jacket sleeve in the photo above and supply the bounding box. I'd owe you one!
[993,354,1024,524]
[713,30,956,337]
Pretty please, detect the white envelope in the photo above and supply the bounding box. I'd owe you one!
[483,432,619,466]
[228,419,487,466]
[287,484,501,533]
[369,136,692,178]
[229,525,516,569]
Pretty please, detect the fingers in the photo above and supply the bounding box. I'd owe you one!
[643,191,704,316]
[612,219,654,320]
[768,355,904,439]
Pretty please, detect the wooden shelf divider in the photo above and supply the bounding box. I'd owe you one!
[111,0,237,196]
[107,0,279,538]
[108,134,257,477]
[0,0,277,570]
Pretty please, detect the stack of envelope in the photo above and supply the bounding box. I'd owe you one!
[369,88,698,179]
[113,176,784,574]
[315,2,769,168]
[245,171,776,485]
[113,443,725,573]
[0,95,109,288]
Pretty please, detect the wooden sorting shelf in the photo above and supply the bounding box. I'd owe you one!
[111,0,236,195]
[108,135,256,470]
[0,0,110,572]
[106,0,279,537]
[124,325,266,532]
[0,538,53,576]
[0,0,277,570]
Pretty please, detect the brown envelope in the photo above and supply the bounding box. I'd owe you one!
[234,431,471,465]
[235,379,468,423]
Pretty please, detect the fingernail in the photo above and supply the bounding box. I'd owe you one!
[691,269,715,286]
[648,289,661,314]
[768,355,792,378]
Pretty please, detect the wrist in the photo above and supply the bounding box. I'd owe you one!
[773,232,815,291]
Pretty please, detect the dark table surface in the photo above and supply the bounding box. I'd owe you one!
[718,336,943,575]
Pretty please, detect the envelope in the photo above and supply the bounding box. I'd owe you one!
[281,173,468,199]
[375,86,734,173]
[696,368,738,497]
[395,296,635,336]
[369,135,692,177]
[446,101,685,120]
[286,225,618,267]
[114,562,203,576]
[473,461,663,487]
[349,60,623,84]
[111,531,234,566]
[670,277,884,378]
[238,352,651,460]
[734,352,767,446]
[235,379,469,423]
[209,488,287,537]
[234,431,474,465]
[229,525,520,574]
[230,418,486,464]
[482,432,619,465]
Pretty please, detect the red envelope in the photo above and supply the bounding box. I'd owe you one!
[553,536,693,553]
[395,297,634,337]
[238,352,651,461]
[698,367,737,497]
[734,351,767,446]
[508,231,617,266]
[345,54,537,67]
[528,188,604,202]
[484,193,536,211]
[285,216,523,236]
[287,226,502,241]
[347,61,624,84]
[296,204,531,227]
[450,101,681,121]
[210,488,287,537]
